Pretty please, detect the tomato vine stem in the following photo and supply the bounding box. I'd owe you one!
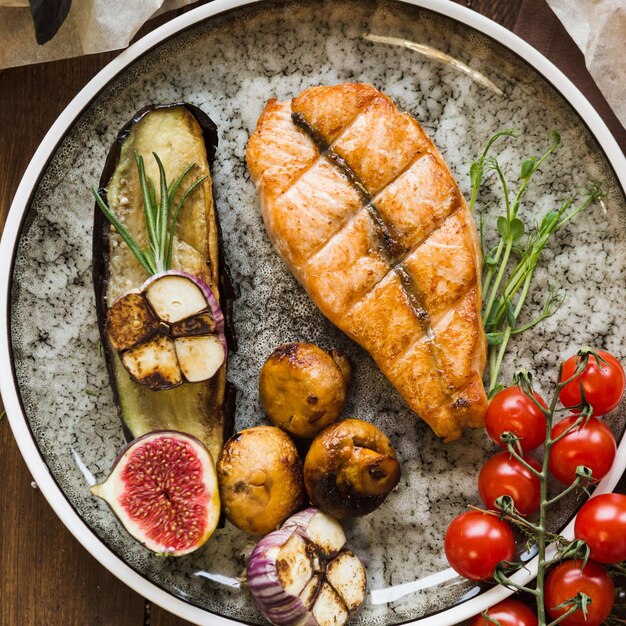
[501,354,594,626]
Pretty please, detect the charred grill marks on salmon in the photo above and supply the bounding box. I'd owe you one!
[247,83,488,441]
[292,106,458,425]
[292,111,404,262]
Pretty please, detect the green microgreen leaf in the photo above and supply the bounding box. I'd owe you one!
[520,156,538,179]
[473,125,600,395]
[468,128,519,212]
[510,217,525,242]
[511,289,566,336]
[487,382,505,399]
[486,332,504,346]
[484,251,498,268]
[496,215,508,239]
[505,298,517,329]
[541,210,559,231]
[469,161,482,190]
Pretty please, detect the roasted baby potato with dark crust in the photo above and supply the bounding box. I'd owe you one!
[304,418,400,519]
[259,342,351,438]
[217,426,304,535]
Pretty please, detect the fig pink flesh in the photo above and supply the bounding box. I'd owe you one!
[119,435,212,552]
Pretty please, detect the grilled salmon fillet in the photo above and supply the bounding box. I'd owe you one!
[247,83,487,441]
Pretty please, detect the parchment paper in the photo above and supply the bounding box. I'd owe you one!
[546,0,626,129]
[0,0,194,69]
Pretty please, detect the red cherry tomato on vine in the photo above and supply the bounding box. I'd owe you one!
[469,599,538,626]
[574,493,626,563]
[545,560,614,626]
[559,350,625,415]
[485,386,547,452]
[444,510,515,581]
[478,451,541,515]
[548,415,616,484]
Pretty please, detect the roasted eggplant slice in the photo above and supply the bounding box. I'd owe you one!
[93,104,234,462]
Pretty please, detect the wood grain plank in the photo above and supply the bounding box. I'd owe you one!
[149,602,197,626]
[0,15,179,626]
[451,0,522,31]
[0,419,146,626]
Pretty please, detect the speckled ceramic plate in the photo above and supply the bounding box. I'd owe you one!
[2,1,626,625]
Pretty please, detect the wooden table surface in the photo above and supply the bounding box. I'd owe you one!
[1,1,625,625]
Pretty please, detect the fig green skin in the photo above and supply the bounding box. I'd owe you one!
[90,430,220,556]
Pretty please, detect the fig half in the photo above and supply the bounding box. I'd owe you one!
[90,431,220,555]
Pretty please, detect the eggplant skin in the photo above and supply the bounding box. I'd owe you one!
[93,103,235,464]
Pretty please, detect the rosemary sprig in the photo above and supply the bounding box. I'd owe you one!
[92,151,207,276]
[470,131,603,396]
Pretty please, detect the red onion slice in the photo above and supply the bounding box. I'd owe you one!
[245,508,366,626]
[107,270,227,389]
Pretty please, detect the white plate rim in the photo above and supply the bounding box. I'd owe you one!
[1,1,625,624]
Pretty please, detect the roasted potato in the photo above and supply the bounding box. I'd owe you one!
[303,419,400,519]
[259,342,351,438]
[217,426,304,535]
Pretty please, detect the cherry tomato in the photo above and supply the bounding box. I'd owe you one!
[485,386,547,452]
[469,599,538,626]
[478,451,541,515]
[545,560,614,626]
[548,415,616,484]
[574,493,626,563]
[559,350,625,415]
[444,510,515,581]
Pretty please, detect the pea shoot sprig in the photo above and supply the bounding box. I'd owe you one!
[470,131,604,397]
[92,151,206,275]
